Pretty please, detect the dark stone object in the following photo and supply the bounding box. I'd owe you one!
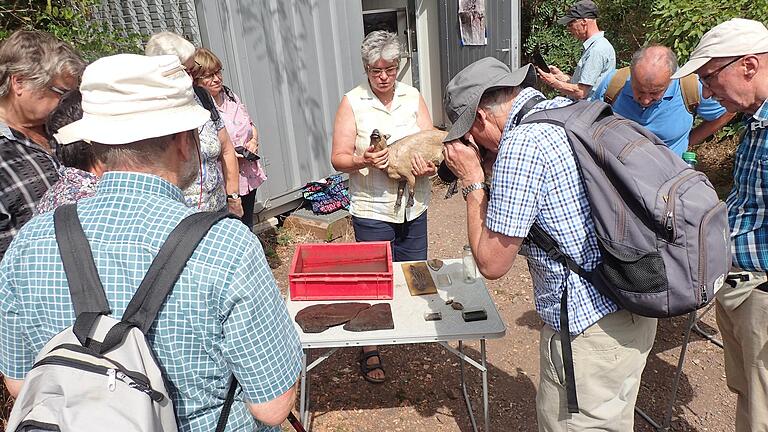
[295,302,371,333]
[343,303,394,332]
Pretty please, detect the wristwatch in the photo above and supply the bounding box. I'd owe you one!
[461,182,488,201]
[226,192,240,200]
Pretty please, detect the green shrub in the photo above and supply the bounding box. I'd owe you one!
[0,0,141,61]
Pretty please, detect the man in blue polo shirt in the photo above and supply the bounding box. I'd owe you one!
[537,0,615,100]
[591,45,734,156]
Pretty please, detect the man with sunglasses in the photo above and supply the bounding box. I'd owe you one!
[0,30,84,261]
[536,0,615,100]
[673,18,768,432]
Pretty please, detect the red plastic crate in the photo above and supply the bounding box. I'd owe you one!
[289,241,393,301]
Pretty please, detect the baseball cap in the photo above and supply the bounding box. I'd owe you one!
[56,54,210,145]
[443,57,535,142]
[557,0,599,25]
[673,18,768,79]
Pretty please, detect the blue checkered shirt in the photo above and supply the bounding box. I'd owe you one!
[728,99,768,271]
[486,87,618,334]
[0,172,303,432]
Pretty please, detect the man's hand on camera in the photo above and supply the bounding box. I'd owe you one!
[443,140,484,187]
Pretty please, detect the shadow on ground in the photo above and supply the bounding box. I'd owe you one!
[300,343,538,431]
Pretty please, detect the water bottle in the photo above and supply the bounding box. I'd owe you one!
[462,245,478,283]
[682,151,698,169]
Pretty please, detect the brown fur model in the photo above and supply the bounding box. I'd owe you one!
[369,128,448,209]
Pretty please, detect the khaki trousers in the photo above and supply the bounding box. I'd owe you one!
[716,271,768,432]
[536,310,657,431]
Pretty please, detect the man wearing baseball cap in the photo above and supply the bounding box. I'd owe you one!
[442,57,656,431]
[537,0,615,100]
[673,18,768,431]
[0,54,302,431]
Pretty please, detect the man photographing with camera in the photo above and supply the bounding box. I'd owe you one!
[441,57,656,431]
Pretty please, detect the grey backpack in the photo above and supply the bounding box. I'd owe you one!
[7,205,238,432]
[519,99,730,412]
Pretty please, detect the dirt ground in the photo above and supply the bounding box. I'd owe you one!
[268,176,737,431]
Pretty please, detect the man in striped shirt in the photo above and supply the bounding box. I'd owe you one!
[674,18,768,431]
[442,57,656,431]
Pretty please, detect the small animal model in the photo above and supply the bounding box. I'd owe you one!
[369,128,448,209]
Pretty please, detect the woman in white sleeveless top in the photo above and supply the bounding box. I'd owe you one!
[331,30,435,384]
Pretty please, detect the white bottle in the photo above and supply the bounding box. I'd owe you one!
[462,245,477,283]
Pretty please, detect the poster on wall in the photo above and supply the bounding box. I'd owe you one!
[459,0,487,46]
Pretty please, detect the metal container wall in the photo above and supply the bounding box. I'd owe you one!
[195,0,365,219]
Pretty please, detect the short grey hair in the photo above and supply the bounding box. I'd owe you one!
[478,87,520,114]
[145,31,196,63]
[361,31,401,67]
[630,45,678,75]
[0,30,85,98]
[92,134,173,171]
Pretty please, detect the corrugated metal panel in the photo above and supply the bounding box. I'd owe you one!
[438,0,521,92]
[195,0,365,215]
[96,0,202,45]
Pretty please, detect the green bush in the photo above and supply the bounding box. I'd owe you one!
[0,0,141,61]
[647,0,768,63]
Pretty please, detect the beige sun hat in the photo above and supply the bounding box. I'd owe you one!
[56,54,209,145]
[672,18,768,79]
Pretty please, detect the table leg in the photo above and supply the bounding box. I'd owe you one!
[481,339,489,432]
[300,349,309,427]
[458,340,479,432]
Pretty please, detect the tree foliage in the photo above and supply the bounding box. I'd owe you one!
[0,0,141,61]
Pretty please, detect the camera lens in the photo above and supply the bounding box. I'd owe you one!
[437,161,458,182]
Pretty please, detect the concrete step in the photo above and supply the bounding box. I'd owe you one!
[283,208,351,242]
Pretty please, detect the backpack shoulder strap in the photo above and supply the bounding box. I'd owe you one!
[98,211,237,353]
[194,85,221,124]
[603,67,630,106]
[680,74,701,114]
[54,204,110,316]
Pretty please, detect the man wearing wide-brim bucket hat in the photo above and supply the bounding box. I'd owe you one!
[442,56,657,431]
[0,54,303,431]
[673,18,768,432]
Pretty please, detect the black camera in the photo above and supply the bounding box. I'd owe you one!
[438,138,487,183]
[236,147,260,161]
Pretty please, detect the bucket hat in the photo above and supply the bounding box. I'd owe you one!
[56,54,209,145]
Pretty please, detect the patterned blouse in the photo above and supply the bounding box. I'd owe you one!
[182,93,227,211]
[34,167,98,215]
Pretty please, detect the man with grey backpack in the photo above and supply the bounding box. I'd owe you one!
[0,54,302,431]
[442,57,729,431]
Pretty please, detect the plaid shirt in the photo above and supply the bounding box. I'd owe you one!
[728,99,768,270]
[486,87,618,334]
[0,122,59,261]
[0,172,302,432]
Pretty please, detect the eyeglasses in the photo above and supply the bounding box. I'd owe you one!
[366,65,399,77]
[699,56,742,88]
[200,69,223,81]
[48,85,71,97]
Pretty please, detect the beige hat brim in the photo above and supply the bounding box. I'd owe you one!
[56,104,210,145]
[671,57,710,79]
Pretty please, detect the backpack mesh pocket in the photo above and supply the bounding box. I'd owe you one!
[596,238,667,294]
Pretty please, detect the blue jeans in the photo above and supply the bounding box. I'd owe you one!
[352,211,428,261]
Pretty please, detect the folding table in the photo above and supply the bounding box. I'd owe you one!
[285,259,507,431]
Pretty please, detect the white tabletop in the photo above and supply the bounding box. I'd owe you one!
[286,259,507,348]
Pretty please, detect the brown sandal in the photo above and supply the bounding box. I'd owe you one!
[359,349,385,384]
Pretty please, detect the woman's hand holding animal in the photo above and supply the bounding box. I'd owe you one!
[443,140,484,187]
[411,153,437,177]
[363,146,389,170]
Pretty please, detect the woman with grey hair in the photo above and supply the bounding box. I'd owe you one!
[145,31,243,218]
[0,30,84,260]
[331,30,435,384]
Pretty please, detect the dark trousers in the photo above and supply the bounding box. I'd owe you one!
[352,211,428,261]
[240,188,258,230]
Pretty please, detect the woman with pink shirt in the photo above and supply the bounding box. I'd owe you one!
[191,48,267,229]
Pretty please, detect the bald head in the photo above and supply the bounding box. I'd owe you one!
[629,45,678,107]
